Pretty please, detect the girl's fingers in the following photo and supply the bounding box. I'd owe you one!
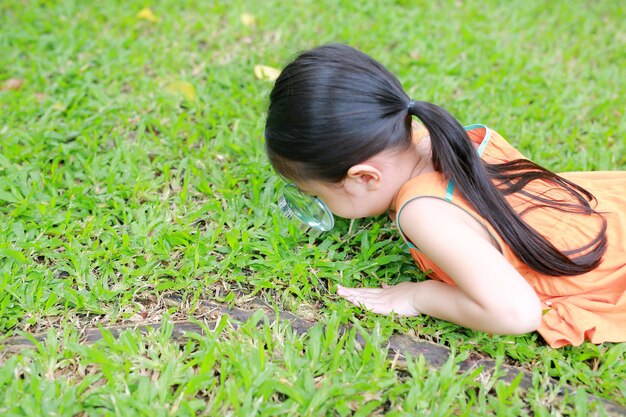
[344,297,392,315]
[338,291,390,309]
[336,283,417,317]
[337,285,384,296]
[343,295,378,309]
[338,291,383,303]
[336,285,399,315]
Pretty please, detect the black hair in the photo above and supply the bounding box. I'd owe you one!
[265,44,607,276]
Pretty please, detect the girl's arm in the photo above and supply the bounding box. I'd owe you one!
[337,197,543,335]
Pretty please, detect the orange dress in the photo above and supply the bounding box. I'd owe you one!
[395,125,626,347]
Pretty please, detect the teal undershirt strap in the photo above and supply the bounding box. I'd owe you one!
[444,181,455,202]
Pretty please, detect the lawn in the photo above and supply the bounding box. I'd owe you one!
[1,0,625,415]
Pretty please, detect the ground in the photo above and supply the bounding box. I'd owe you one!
[0,0,625,416]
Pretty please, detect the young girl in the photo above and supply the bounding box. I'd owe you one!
[264,44,626,348]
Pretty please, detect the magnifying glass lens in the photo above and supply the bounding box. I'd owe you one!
[279,184,334,233]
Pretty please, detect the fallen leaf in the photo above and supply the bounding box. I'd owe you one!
[166,80,197,101]
[253,65,281,82]
[2,78,24,91]
[137,7,158,22]
[240,13,256,27]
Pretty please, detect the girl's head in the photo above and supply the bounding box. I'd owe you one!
[264,44,413,184]
[264,44,480,218]
[264,44,606,276]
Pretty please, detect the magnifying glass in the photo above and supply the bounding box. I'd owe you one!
[279,183,335,234]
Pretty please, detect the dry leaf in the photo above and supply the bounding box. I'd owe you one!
[137,7,158,22]
[240,13,256,27]
[2,78,24,91]
[253,65,281,82]
[166,80,197,101]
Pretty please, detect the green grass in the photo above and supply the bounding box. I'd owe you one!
[1,0,625,415]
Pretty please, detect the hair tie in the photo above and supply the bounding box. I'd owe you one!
[407,99,416,112]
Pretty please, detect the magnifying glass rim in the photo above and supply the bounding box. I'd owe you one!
[280,183,335,232]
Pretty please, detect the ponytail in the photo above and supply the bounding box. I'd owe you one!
[407,100,607,276]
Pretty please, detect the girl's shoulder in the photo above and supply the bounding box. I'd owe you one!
[398,195,499,253]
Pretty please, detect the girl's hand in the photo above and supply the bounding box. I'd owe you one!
[336,282,421,316]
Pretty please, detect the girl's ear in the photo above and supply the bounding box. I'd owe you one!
[346,164,382,191]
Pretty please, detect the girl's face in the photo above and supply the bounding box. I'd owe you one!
[295,179,392,219]
[295,157,412,220]
[293,134,431,221]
